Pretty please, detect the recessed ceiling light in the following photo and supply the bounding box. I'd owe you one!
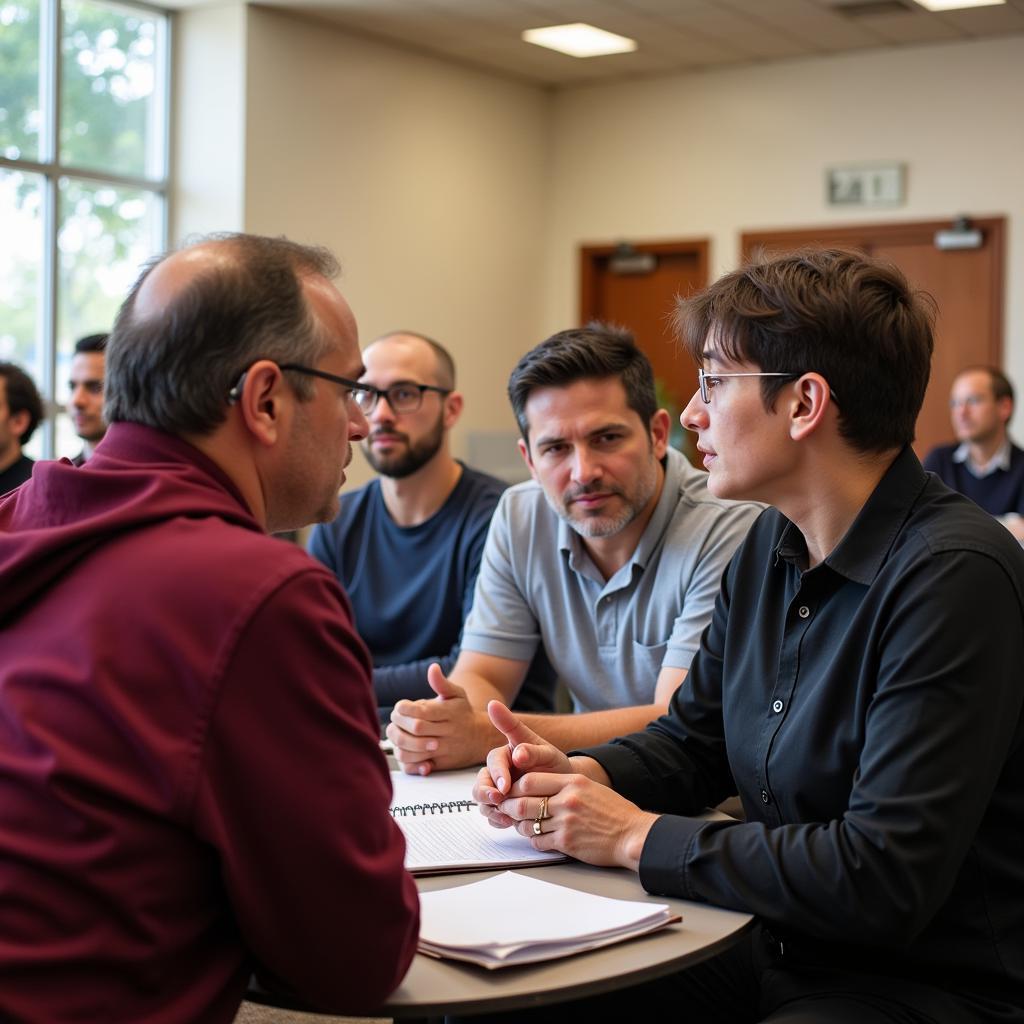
[521,23,637,59]
[912,0,1005,10]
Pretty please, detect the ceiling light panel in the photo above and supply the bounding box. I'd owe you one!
[912,0,1006,9]
[521,23,638,58]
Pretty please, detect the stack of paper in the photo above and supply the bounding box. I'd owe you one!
[418,871,679,969]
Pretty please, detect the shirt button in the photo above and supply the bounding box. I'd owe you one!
[760,789,770,804]
[798,605,810,619]
[772,699,783,713]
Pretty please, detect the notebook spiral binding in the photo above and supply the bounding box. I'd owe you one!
[391,800,476,817]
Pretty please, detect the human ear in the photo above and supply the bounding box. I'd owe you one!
[788,373,833,442]
[235,360,286,448]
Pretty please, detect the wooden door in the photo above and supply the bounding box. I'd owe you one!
[741,219,1005,459]
[580,240,709,462]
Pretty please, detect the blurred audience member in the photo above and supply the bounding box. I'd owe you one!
[69,333,109,464]
[0,362,43,496]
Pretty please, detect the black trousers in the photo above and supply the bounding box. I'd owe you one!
[448,925,985,1024]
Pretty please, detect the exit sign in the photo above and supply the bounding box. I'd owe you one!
[826,163,905,206]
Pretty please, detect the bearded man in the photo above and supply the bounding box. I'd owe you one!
[309,331,554,720]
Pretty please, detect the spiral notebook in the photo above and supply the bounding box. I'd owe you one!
[390,769,566,876]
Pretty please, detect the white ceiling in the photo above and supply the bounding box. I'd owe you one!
[254,0,1024,87]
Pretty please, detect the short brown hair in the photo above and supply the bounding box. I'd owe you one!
[507,323,656,442]
[675,248,935,453]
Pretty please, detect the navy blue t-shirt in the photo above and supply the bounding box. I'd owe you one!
[309,463,553,717]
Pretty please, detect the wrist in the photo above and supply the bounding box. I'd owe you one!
[618,812,659,872]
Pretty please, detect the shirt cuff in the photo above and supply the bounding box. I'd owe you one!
[637,813,708,900]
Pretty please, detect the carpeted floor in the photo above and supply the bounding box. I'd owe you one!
[231,1001,389,1024]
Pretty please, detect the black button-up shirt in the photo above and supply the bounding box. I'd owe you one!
[580,447,1024,1016]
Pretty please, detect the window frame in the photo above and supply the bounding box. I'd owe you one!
[0,0,172,458]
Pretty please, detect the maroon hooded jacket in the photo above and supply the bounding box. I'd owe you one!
[0,423,418,1023]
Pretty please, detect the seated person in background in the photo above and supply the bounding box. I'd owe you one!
[309,330,553,720]
[389,323,761,774]
[478,249,1024,1023]
[0,361,43,496]
[0,233,418,1023]
[68,332,109,464]
[924,365,1024,541]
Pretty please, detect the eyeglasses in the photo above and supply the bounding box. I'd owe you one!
[353,382,452,415]
[226,362,376,406]
[698,368,797,404]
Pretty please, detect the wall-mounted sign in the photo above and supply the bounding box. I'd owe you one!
[826,163,905,207]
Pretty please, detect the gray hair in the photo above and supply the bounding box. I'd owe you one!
[105,233,339,435]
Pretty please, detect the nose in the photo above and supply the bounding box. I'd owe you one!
[681,389,707,433]
[71,385,87,408]
[349,399,370,442]
[570,446,601,485]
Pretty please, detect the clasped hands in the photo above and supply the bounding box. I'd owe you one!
[473,701,658,871]
[386,665,657,869]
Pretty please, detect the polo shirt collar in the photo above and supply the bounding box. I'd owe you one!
[558,449,678,574]
[775,446,928,586]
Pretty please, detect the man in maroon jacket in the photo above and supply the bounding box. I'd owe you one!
[0,234,419,1022]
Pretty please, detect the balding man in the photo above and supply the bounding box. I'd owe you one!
[0,235,418,1022]
[309,331,554,719]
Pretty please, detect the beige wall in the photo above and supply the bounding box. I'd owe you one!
[173,18,1024,473]
[242,8,550,486]
[543,35,1024,402]
[173,2,247,240]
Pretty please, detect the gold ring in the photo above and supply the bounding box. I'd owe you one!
[532,819,544,836]
[539,796,549,820]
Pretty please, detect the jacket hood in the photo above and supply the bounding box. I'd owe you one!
[0,423,260,626]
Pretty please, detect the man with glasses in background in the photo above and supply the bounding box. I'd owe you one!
[68,332,109,464]
[924,366,1024,542]
[0,233,418,1023]
[309,330,553,720]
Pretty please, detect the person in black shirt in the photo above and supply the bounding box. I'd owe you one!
[473,249,1024,1023]
[0,362,44,496]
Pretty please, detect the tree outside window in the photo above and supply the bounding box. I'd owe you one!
[0,0,169,458]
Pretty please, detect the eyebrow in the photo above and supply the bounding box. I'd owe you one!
[534,421,631,448]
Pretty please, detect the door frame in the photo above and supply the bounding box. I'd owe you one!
[579,238,710,323]
[740,217,1005,366]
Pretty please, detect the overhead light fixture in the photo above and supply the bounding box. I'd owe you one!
[912,0,1005,10]
[522,23,637,59]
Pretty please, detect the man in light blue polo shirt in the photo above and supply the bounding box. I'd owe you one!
[388,324,760,773]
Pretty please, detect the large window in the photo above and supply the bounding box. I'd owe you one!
[0,0,169,458]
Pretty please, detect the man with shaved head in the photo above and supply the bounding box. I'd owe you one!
[0,234,418,1022]
[309,330,553,719]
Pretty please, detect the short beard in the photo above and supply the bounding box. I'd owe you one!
[543,458,659,540]
[363,414,445,480]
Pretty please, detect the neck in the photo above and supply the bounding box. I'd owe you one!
[966,433,1005,468]
[583,464,665,581]
[380,449,462,527]
[0,444,22,474]
[183,427,268,531]
[779,446,899,570]
[80,438,99,461]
